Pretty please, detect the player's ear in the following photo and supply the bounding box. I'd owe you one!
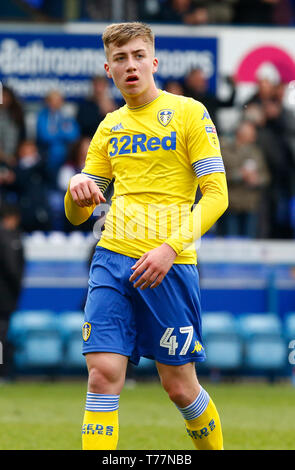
[152,57,159,75]
[104,62,112,79]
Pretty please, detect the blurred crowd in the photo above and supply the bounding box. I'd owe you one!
[8,0,295,26]
[0,77,117,234]
[173,69,295,239]
[0,69,295,240]
[138,0,295,26]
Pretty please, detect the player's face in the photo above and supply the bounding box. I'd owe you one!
[104,37,159,106]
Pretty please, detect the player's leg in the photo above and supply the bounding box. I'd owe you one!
[86,352,128,394]
[156,361,223,450]
[81,247,139,450]
[131,262,223,450]
[82,352,128,450]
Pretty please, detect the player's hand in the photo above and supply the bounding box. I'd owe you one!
[129,243,177,290]
[69,173,106,208]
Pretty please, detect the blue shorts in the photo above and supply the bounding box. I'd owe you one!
[82,247,206,366]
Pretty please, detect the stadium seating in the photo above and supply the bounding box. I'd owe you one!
[285,312,295,340]
[202,311,238,337]
[237,313,282,338]
[58,311,86,370]
[205,334,243,370]
[244,336,286,370]
[13,331,63,369]
[237,313,287,374]
[8,310,63,370]
[8,310,57,342]
[136,357,157,375]
[201,312,242,371]
[7,309,291,379]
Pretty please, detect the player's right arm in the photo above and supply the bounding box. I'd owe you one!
[64,121,113,226]
[64,173,106,225]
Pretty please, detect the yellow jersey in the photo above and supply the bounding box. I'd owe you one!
[81,90,225,264]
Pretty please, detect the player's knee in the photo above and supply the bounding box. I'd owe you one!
[160,376,191,407]
[87,363,124,394]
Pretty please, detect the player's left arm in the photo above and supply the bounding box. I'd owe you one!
[129,172,228,290]
[163,106,229,257]
[164,171,228,254]
[196,171,229,235]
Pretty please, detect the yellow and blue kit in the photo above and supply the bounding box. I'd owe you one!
[65,90,228,365]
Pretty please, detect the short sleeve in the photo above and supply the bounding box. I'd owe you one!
[186,100,225,178]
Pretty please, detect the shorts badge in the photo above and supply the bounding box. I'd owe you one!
[82,322,91,341]
[158,109,174,127]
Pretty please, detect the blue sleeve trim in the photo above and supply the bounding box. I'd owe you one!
[192,157,225,178]
[81,172,111,193]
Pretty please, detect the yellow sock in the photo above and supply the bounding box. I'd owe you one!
[177,388,223,450]
[82,393,119,450]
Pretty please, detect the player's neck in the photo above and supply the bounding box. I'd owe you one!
[123,86,160,109]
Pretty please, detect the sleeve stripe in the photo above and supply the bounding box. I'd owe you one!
[192,157,225,178]
[81,172,111,193]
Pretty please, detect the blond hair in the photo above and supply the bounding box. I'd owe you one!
[102,22,155,56]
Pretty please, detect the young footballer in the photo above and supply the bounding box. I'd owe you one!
[64,22,228,450]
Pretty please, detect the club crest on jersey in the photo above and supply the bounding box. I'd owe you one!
[157,109,174,127]
[82,322,91,341]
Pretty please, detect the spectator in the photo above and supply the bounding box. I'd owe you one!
[187,0,237,24]
[160,0,209,24]
[0,163,16,203]
[273,0,295,25]
[242,103,272,237]
[140,0,236,24]
[164,80,185,95]
[57,136,91,193]
[12,140,51,232]
[77,76,117,138]
[83,0,138,21]
[254,99,294,238]
[205,0,237,24]
[138,0,166,22]
[245,78,277,107]
[221,120,270,238]
[274,82,295,167]
[233,0,279,25]
[83,0,112,21]
[36,90,80,188]
[0,86,26,167]
[0,202,24,381]
[289,0,295,24]
[183,67,236,128]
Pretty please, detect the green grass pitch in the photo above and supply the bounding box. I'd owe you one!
[0,379,294,450]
